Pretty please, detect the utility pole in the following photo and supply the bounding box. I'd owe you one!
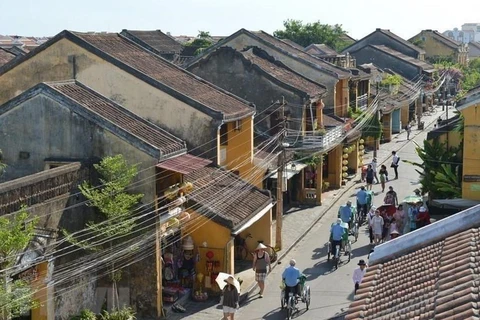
[374,82,380,158]
[275,99,286,251]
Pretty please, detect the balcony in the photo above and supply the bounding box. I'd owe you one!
[284,126,345,150]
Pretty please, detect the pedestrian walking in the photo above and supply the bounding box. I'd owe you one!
[416,206,431,228]
[394,204,405,234]
[353,260,367,294]
[222,276,239,320]
[384,186,398,206]
[252,243,271,298]
[367,206,376,244]
[406,123,412,140]
[365,164,374,190]
[408,203,420,232]
[391,151,400,179]
[379,165,388,192]
[370,210,384,245]
[371,158,379,184]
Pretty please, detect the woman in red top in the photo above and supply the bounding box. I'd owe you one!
[416,206,431,228]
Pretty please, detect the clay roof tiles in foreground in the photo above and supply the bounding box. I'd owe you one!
[46,80,186,158]
[346,205,480,320]
[239,47,327,98]
[0,48,15,66]
[184,167,272,230]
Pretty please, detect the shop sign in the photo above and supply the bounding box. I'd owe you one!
[464,175,480,182]
[18,266,38,282]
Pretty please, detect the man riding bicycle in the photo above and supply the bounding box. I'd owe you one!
[340,200,354,230]
[330,219,346,258]
[356,186,368,219]
[282,259,301,303]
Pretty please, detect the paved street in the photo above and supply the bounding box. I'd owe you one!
[234,119,437,320]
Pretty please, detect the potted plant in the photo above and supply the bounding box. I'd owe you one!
[322,181,330,191]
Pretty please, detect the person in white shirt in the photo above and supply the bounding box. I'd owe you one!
[391,151,400,179]
[370,158,379,184]
[353,260,367,294]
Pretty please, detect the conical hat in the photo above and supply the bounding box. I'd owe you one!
[255,243,267,251]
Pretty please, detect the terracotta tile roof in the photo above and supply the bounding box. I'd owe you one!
[347,205,480,320]
[371,45,435,71]
[45,80,186,158]
[121,29,183,54]
[240,47,327,98]
[184,167,272,230]
[156,154,211,175]
[0,48,15,66]
[69,32,254,120]
[249,31,351,78]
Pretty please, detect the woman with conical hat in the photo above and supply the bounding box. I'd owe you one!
[252,243,271,298]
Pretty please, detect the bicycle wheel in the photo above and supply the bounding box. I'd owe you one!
[347,241,352,262]
[305,286,311,310]
[327,242,331,261]
[287,296,294,320]
[268,246,278,263]
[281,291,285,309]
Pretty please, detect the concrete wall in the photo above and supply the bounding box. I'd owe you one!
[351,46,421,81]
[0,38,218,162]
[187,49,305,133]
[237,208,273,259]
[0,94,157,202]
[345,31,421,59]
[462,105,480,200]
[217,33,339,110]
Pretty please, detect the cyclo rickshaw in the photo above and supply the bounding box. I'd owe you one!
[327,221,352,269]
[280,274,311,319]
[337,205,359,241]
[358,190,374,226]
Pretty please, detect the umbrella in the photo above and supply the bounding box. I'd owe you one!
[403,195,423,204]
[377,204,396,215]
[215,272,241,293]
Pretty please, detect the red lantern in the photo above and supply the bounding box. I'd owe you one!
[206,251,214,260]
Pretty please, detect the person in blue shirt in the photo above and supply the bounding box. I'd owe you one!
[356,186,368,218]
[330,219,346,258]
[282,259,301,303]
[340,200,353,229]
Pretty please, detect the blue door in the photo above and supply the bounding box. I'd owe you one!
[391,109,401,133]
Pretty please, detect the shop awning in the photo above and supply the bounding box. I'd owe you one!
[268,161,307,180]
[232,202,275,236]
[156,153,212,174]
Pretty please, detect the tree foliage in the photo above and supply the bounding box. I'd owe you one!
[381,74,403,87]
[402,140,462,198]
[0,207,39,319]
[273,20,351,51]
[361,115,382,139]
[185,31,214,56]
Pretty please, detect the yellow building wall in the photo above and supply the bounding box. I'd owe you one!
[347,141,359,172]
[413,33,455,58]
[223,117,255,184]
[401,103,410,126]
[382,113,393,142]
[335,80,349,117]
[183,211,233,275]
[237,209,272,260]
[31,262,49,320]
[428,130,463,148]
[461,105,480,200]
[327,145,342,188]
[0,38,214,156]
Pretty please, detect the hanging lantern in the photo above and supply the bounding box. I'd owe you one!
[359,139,364,144]
[348,146,354,153]
[342,160,349,165]
[359,160,363,166]
[343,153,349,159]
[342,172,348,178]
[343,147,349,153]
[342,166,348,172]
[359,150,364,155]
[359,145,365,150]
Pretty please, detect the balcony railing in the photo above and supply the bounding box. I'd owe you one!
[285,126,345,150]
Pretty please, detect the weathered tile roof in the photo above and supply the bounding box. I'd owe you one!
[156,153,212,175]
[184,167,272,230]
[45,80,187,158]
[430,30,461,49]
[305,44,338,56]
[371,45,434,71]
[376,29,426,54]
[346,205,480,320]
[121,29,184,54]
[250,31,351,78]
[0,48,15,66]
[279,38,305,50]
[0,31,255,121]
[71,32,255,120]
[239,47,327,98]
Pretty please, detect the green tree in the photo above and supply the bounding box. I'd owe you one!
[273,20,350,51]
[185,31,214,55]
[0,207,39,319]
[64,155,143,310]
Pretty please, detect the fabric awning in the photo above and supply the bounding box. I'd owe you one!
[156,153,212,174]
[232,202,274,235]
[268,161,307,180]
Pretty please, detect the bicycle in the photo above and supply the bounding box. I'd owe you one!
[280,278,311,319]
[234,234,251,260]
[256,240,278,263]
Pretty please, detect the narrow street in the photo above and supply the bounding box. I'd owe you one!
[235,123,431,319]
